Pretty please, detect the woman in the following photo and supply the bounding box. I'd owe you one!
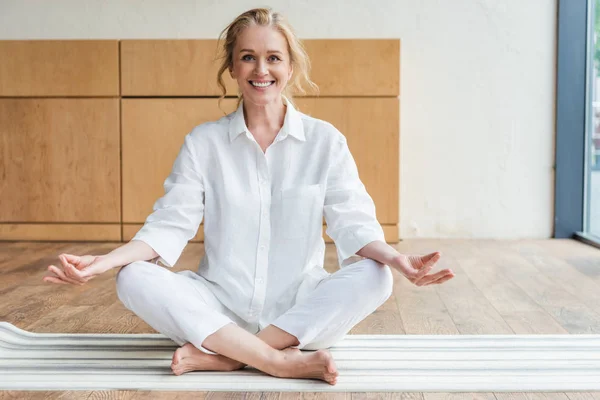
[43,8,454,386]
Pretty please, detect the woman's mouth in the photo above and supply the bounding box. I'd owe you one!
[249,80,275,90]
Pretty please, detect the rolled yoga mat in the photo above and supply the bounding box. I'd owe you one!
[1,321,600,392]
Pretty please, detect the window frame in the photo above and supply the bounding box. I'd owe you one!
[555,0,600,248]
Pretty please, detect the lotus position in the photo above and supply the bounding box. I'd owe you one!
[43,8,454,386]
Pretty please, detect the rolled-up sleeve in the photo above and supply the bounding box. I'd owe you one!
[324,136,386,268]
[131,134,205,268]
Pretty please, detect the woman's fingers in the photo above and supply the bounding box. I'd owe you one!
[47,265,83,285]
[58,255,73,276]
[418,269,455,286]
[45,253,99,286]
[43,265,92,285]
[43,276,68,285]
[60,256,91,282]
[415,269,448,286]
[63,262,81,280]
[410,252,441,280]
[62,253,79,263]
[64,253,89,270]
[69,263,95,281]
[59,255,79,277]
[65,263,93,283]
[421,252,441,268]
[59,254,71,265]
[430,274,455,285]
[48,265,77,284]
[43,268,70,284]
[414,261,434,280]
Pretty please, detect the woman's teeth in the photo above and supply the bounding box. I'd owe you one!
[251,81,274,87]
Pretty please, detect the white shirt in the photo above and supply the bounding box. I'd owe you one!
[132,96,386,329]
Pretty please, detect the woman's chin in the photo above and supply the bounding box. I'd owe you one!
[242,90,282,104]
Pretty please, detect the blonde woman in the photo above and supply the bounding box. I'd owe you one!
[43,8,454,386]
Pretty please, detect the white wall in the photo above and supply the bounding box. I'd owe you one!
[0,0,557,239]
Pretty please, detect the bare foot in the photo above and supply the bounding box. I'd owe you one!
[277,347,338,385]
[171,343,245,375]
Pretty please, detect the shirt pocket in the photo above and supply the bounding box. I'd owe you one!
[278,184,323,239]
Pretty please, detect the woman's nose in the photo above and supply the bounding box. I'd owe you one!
[254,60,268,75]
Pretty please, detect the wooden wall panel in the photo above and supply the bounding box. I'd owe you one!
[121,98,237,223]
[120,39,399,97]
[0,99,121,223]
[121,40,238,96]
[0,39,399,243]
[0,224,121,241]
[0,41,119,97]
[121,97,397,225]
[296,97,399,224]
[303,39,400,96]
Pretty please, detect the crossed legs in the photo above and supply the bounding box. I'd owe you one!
[116,258,393,385]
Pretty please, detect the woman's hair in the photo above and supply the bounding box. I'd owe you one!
[215,7,319,113]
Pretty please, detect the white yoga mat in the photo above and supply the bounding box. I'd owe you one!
[1,321,599,392]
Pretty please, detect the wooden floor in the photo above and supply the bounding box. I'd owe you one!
[1,238,600,399]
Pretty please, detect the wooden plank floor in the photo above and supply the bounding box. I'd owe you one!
[1,239,600,399]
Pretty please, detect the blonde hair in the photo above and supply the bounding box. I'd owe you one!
[215,7,319,113]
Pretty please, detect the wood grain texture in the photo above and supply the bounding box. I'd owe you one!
[456,240,569,334]
[0,98,121,223]
[1,239,599,398]
[0,40,119,97]
[302,39,400,96]
[496,394,570,400]
[121,98,236,223]
[296,97,399,224]
[480,240,600,334]
[120,39,399,97]
[0,224,121,241]
[2,239,600,399]
[0,39,399,243]
[121,40,238,97]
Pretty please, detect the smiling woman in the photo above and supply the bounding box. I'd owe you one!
[41,6,451,388]
[214,8,318,113]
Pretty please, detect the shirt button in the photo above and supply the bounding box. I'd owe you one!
[260,245,265,250]
[257,278,263,284]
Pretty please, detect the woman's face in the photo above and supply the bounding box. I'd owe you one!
[229,25,293,107]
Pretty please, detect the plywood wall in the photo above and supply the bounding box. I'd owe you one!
[0,39,400,243]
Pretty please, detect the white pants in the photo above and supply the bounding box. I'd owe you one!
[115,258,394,355]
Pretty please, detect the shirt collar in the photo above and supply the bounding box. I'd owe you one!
[228,96,305,143]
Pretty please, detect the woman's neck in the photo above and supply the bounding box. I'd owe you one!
[243,97,286,136]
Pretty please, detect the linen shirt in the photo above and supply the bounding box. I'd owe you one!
[131,96,386,330]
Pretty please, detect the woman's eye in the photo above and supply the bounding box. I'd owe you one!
[241,55,280,62]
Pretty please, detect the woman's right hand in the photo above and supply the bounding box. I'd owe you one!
[43,254,112,286]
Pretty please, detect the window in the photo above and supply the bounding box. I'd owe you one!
[586,0,600,238]
[556,0,600,248]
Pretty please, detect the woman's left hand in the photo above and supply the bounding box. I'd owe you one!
[389,252,454,286]
[43,254,112,286]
